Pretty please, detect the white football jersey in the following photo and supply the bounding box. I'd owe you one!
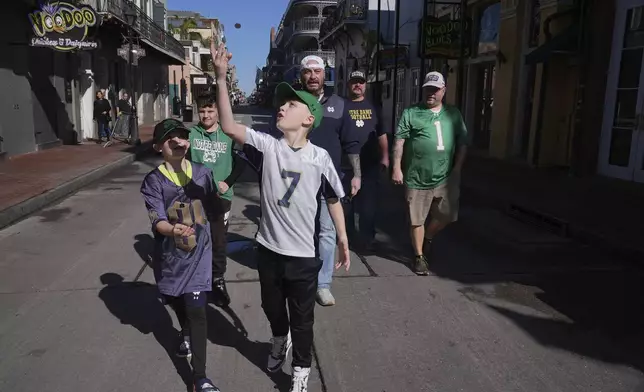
[245,127,345,258]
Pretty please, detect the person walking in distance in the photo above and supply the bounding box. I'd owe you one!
[300,55,361,306]
[341,70,390,250]
[211,43,350,392]
[188,95,247,307]
[392,72,468,275]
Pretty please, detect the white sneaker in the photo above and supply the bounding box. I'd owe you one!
[316,288,335,306]
[267,333,291,372]
[289,366,310,392]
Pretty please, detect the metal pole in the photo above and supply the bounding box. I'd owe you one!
[456,0,467,110]
[390,0,402,135]
[419,0,429,101]
[375,0,381,84]
[128,31,140,145]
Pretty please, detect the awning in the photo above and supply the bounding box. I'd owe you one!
[525,24,579,65]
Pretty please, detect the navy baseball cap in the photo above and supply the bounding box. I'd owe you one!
[349,70,367,82]
[153,119,190,143]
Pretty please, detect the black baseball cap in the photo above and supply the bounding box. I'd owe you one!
[349,70,367,82]
[153,119,190,143]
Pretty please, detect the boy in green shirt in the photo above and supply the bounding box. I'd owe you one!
[188,95,246,307]
[392,72,468,275]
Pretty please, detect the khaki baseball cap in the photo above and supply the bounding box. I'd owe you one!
[422,71,446,88]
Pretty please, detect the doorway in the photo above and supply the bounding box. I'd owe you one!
[472,62,496,150]
[600,0,644,182]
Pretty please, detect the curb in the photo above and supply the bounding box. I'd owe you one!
[0,142,153,230]
[460,183,644,263]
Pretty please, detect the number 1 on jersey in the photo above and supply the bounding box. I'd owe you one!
[277,169,301,208]
[434,120,445,151]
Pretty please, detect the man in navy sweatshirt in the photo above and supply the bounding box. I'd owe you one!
[299,55,361,306]
[341,70,390,251]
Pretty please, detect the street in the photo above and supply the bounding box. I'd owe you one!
[1,108,643,392]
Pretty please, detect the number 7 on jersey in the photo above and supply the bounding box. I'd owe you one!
[277,169,301,208]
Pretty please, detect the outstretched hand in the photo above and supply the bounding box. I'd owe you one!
[210,42,233,80]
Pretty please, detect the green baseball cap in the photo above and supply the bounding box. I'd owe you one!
[274,82,323,129]
[153,118,190,143]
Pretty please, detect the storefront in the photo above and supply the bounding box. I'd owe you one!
[0,0,99,157]
[599,0,644,183]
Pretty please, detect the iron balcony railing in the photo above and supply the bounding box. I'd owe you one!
[85,0,185,61]
[319,0,368,42]
[290,50,335,67]
[293,17,325,33]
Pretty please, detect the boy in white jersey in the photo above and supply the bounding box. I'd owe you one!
[211,44,349,392]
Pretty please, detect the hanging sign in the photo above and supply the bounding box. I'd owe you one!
[28,1,99,51]
[420,17,472,59]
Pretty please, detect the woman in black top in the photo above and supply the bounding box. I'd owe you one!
[93,91,112,142]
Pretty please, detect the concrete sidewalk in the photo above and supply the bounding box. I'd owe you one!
[460,154,644,261]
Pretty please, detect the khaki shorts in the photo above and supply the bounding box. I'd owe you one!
[405,175,461,226]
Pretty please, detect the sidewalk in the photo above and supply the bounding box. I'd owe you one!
[0,123,189,230]
[460,154,644,260]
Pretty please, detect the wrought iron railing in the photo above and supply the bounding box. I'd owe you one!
[290,50,335,67]
[293,17,325,33]
[319,0,368,42]
[84,0,185,61]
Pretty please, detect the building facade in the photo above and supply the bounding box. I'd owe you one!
[273,0,338,92]
[1,0,184,158]
[318,0,644,185]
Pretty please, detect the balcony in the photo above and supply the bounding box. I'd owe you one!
[86,0,185,63]
[319,0,368,43]
[290,50,335,67]
[293,16,324,34]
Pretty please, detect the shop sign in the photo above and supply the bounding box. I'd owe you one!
[378,47,408,70]
[28,1,99,51]
[420,17,472,59]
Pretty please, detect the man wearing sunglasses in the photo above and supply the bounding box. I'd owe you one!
[340,70,390,251]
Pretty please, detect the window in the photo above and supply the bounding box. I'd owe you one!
[477,2,501,55]
[395,69,406,125]
[410,68,420,104]
[528,0,541,47]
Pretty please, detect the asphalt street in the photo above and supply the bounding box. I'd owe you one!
[1,107,643,392]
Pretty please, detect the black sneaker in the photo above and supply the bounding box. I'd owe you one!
[175,335,191,358]
[423,238,433,260]
[412,255,430,276]
[194,377,221,392]
[210,278,231,307]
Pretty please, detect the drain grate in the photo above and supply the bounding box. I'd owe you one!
[507,204,570,238]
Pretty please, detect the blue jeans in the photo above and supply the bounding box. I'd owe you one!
[343,168,380,242]
[317,198,337,289]
[98,121,110,139]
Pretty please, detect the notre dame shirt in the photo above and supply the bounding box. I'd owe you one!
[244,127,345,258]
[140,161,215,297]
[395,104,468,189]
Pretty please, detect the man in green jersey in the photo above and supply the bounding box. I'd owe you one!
[188,95,246,306]
[392,72,468,276]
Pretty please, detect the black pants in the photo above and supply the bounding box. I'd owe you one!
[166,292,208,381]
[210,198,232,279]
[257,245,322,368]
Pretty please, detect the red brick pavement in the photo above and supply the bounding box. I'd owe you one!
[0,125,154,214]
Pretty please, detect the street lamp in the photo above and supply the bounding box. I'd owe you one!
[124,8,140,145]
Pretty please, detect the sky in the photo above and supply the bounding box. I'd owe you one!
[167,0,290,95]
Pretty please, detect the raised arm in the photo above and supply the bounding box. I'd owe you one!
[212,43,247,144]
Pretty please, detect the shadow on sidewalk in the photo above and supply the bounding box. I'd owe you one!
[98,273,193,391]
[207,305,292,392]
[370,178,644,374]
[133,234,155,267]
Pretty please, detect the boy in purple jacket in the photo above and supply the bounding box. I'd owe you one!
[140,118,221,392]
